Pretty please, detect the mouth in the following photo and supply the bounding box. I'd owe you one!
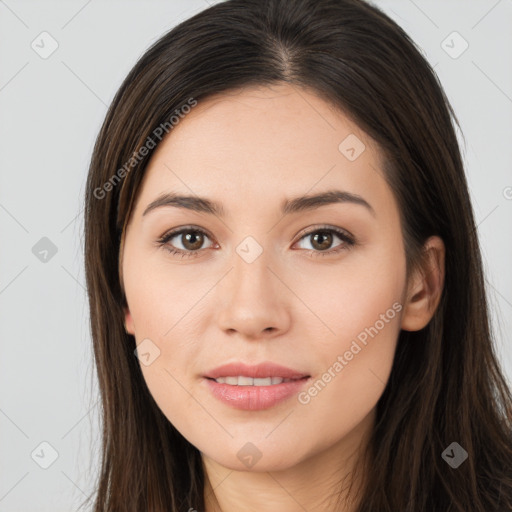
[202,362,310,409]
[204,375,309,386]
[202,362,311,410]
[203,361,310,382]
[203,375,311,410]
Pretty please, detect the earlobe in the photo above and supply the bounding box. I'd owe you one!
[400,236,445,332]
[124,307,136,335]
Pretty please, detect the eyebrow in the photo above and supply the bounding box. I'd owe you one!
[142,189,375,218]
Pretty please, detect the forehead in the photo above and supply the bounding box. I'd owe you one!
[133,83,391,218]
[153,83,375,165]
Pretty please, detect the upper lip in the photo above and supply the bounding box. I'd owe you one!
[203,362,310,380]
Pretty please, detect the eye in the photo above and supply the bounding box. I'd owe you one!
[156,226,215,259]
[294,226,355,257]
[156,224,355,259]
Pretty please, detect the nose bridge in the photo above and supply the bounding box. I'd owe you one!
[233,247,269,291]
[229,236,276,304]
[215,235,290,337]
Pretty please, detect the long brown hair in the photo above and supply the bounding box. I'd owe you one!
[82,0,512,510]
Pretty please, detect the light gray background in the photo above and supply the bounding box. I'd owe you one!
[1,1,511,510]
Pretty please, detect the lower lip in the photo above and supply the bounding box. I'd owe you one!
[204,377,310,410]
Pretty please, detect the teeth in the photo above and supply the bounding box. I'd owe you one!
[213,376,295,386]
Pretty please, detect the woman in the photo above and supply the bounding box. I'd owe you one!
[82,0,512,510]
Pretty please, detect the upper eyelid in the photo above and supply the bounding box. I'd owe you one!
[295,224,353,240]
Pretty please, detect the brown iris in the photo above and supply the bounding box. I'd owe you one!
[310,231,333,251]
[181,231,205,251]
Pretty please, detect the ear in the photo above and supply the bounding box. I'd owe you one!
[124,307,136,335]
[401,236,445,331]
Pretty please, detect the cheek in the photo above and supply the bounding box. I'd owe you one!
[122,252,191,401]
[126,285,203,432]
[123,241,198,337]
[293,273,403,457]
[299,278,402,410]
[294,241,406,349]
[291,242,405,415]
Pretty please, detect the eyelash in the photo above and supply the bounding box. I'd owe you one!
[156,224,356,259]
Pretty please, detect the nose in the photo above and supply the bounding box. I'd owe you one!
[215,249,291,340]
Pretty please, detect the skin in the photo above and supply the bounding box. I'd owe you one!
[120,83,445,512]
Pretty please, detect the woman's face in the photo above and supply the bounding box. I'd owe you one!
[121,83,408,474]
